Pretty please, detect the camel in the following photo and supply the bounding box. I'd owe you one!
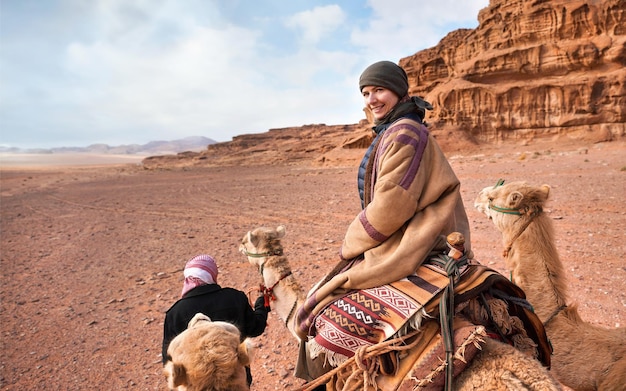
[474,180,626,391]
[240,225,562,390]
[163,313,254,391]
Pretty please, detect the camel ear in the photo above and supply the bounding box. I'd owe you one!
[171,363,188,387]
[188,313,211,328]
[276,225,286,238]
[507,191,524,208]
[238,340,252,366]
[247,230,259,247]
[540,184,550,199]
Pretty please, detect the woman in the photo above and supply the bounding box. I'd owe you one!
[338,60,471,287]
[295,60,472,381]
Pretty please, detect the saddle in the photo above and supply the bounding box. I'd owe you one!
[304,253,551,390]
[308,263,453,366]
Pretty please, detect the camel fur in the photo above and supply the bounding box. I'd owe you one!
[163,313,253,391]
[475,181,626,391]
[240,225,562,390]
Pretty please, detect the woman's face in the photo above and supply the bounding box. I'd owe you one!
[361,86,400,120]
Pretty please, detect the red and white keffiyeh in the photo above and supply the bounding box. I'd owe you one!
[181,254,219,298]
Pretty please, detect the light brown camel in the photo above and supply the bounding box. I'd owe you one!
[163,313,253,391]
[474,180,626,391]
[240,225,562,390]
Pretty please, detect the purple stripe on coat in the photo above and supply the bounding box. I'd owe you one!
[377,123,429,190]
[359,210,388,242]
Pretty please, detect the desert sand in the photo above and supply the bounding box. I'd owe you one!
[1,139,624,390]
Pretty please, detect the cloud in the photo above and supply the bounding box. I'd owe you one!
[285,5,346,45]
[352,0,487,61]
[0,0,489,148]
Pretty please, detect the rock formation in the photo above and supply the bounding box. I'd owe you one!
[143,0,625,169]
[141,123,372,169]
[400,0,626,143]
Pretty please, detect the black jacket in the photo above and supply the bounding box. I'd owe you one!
[162,284,268,363]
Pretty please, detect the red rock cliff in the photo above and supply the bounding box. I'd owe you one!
[400,0,626,142]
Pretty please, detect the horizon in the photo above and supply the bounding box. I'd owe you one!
[0,134,215,152]
[1,0,489,150]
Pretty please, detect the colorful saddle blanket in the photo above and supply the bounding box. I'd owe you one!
[308,261,552,371]
[309,264,454,364]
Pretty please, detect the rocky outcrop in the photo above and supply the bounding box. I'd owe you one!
[141,123,371,169]
[401,0,626,143]
[143,0,625,169]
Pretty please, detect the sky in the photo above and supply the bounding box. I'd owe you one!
[0,0,489,149]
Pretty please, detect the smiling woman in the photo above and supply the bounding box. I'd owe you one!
[293,60,471,385]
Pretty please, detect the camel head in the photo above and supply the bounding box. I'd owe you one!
[474,180,550,233]
[163,313,253,391]
[239,225,286,269]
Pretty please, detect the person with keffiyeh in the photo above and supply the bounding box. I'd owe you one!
[162,254,269,386]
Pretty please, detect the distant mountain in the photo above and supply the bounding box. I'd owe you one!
[0,136,215,155]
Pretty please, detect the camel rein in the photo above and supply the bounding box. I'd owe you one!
[488,200,543,258]
[259,270,298,327]
[245,247,298,328]
[543,304,567,327]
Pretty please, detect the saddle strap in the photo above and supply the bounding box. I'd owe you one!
[430,253,469,391]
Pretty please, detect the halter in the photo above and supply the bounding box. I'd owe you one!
[240,245,284,275]
[259,271,293,308]
[488,202,523,215]
[242,243,298,327]
[487,179,542,257]
[488,179,523,215]
[258,262,298,329]
[240,248,284,258]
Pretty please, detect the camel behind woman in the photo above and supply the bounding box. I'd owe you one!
[240,225,561,390]
[474,180,626,391]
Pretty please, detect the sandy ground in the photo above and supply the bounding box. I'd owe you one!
[1,139,625,390]
[0,153,146,168]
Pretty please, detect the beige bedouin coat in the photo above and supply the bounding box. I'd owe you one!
[294,113,471,380]
[338,118,470,289]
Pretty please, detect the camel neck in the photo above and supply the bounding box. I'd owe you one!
[260,260,304,338]
[507,215,568,322]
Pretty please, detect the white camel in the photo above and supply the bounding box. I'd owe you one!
[240,225,562,390]
[475,180,626,391]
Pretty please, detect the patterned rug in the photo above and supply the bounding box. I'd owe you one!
[309,264,452,365]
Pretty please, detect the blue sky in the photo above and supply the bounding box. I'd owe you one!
[0,0,489,149]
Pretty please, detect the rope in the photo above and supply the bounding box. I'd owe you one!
[489,288,534,312]
[491,205,542,258]
[298,329,424,391]
[260,271,292,307]
[285,299,298,328]
[479,292,510,344]
[543,304,567,327]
